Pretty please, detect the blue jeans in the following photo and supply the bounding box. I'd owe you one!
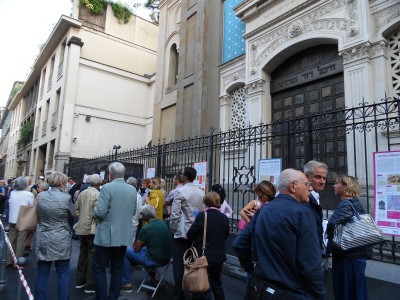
[34,259,70,300]
[92,245,126,300]
[122,246,162,285]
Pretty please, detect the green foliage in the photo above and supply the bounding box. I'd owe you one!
[109,2,132,23]
[10,83,23,100]
[144,0,159,24]
[80,0,133,23]
[17,120,35,147]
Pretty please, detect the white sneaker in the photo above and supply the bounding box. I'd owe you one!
[75,284,85,289]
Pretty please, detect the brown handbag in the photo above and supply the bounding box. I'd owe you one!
[16,204,38,232]
[182,211,210,292]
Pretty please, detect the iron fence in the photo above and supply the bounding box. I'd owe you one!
[66,95,400,264]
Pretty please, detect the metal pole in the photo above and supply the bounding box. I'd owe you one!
[0,225,9,291]
[16,257,27,300]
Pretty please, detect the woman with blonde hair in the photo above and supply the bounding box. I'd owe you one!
[145,177,165,220]
[327,174,370,300]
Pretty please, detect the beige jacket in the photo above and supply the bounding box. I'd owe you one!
[74,187,99,235]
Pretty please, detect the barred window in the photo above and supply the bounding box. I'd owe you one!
[231,86,246,129]
[388,29,400,99]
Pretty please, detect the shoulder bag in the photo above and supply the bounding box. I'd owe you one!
[332,200,384,251]
[16,204,38,232]
[182,211,210,293]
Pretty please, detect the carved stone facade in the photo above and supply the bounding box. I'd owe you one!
[219,0,400,129]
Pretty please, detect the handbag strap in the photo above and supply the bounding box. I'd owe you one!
[342,199,361,220]
[202,211,207,256]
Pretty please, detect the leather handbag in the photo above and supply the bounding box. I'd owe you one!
[182,211,210,292]
[332,200,384,251]
[16,204,38,232]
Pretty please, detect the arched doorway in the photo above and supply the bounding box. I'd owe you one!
[270,44,346,208]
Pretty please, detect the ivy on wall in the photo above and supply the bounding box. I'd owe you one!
[17,120,35,147]
[80,0,133,24]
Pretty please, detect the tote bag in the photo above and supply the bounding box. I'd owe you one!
[16,204,38,232]
[332,201,383,251]
[182,211,210,292]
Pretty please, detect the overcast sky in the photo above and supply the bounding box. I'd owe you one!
[0,0,151,108]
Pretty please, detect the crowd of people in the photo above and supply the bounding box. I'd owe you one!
[0,160,373,300]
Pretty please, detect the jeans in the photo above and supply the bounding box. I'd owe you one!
[172,238,190,300]
[34,259,70,300]
[122,246,162,285]
[92,245,126,300]
[76,235,95,289]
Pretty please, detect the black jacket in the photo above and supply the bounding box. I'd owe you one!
[187,209,229,263]
[327,197,372,258]
[305,194,324,255]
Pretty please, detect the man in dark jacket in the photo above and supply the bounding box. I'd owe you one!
[233,169,326,300]
[304,160,328,256]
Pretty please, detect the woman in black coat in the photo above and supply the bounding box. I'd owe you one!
[327,174,371,300]
[187,191,230,300]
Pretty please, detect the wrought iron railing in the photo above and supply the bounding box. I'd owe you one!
[65,95,400,264]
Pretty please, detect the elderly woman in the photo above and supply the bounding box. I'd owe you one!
[126,177,142,243]
[145,177,165,220]
[187,191,230,300]
[327,175,371,300]
[6,176,34,267]
[74,174,102,294]
[34,171,74,300]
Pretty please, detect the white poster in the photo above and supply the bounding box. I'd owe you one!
[146,168,156,179]
[258,158,282,185]
[193,161,207,192]
[374,151,400,236]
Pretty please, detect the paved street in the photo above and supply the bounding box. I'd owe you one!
[0,228,246,300]
[1,225,400,300]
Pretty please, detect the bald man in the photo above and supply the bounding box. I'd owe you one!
[233,169,326,300]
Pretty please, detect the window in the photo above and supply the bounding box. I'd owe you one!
[168,43,179,88]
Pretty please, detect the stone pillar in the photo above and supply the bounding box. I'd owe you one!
[219,95,232,132]
[245,79,266,126]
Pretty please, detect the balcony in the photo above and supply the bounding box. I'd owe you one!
[34,126,39,140]
[51,111,58,130]
[57,62,63,78]
[42,120,47,136]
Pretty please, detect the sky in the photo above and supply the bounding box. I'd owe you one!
[0,0,151,108]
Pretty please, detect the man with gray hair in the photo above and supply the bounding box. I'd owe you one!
[121,205,171,292]
[303,160,328,256]
[234,169,326,299]
[74,174,102,294]
[92,162,137,299]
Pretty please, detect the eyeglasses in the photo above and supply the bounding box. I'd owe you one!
[293,180,312,187]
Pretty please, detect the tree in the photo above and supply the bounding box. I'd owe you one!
[144,0,160,24]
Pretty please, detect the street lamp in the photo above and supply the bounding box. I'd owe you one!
[113,145,121,161]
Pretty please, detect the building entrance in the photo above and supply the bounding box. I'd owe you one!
[270,45,346,208]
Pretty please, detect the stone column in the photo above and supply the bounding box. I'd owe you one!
[219,95,232,132]
[245,79,267,126]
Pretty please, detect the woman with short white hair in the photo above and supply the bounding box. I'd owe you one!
[6,176,34,267]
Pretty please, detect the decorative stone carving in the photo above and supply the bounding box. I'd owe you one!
[370,41,387,58]
[372,3,400,35]
[246,80,265,95]
[347,26,359,37]
[231,87,247,129]
[288,20,304,38]
[249,0,354,76]
[388,30,400,99]
[339,42,370,64]
[220,95,232,106]
[223,68,246,91]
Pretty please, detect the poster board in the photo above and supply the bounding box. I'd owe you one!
[258,158,282,185]
[193,161,207,192]
[373,151,400,236]
[146,168,156,179]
